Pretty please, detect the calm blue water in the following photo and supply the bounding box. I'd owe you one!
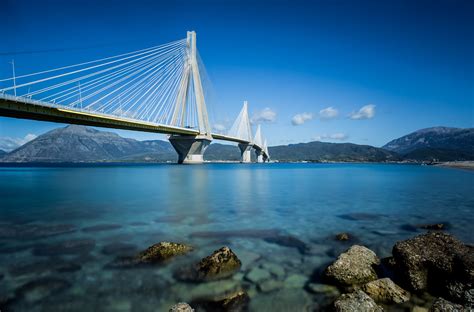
[0,163,473,311]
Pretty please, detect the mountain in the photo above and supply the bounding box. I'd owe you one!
[382,127,474,161]
[0,149,6,157]
[0,125,165,162]
[269,141,399,162]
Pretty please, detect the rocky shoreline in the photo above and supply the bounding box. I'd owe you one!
[126,231,472,311]
[1,224,472,311]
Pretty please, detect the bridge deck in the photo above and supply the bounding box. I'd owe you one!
[0,95,200,136]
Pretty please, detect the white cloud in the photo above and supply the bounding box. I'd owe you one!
[291,112,313,126]
[313,133,348,141]
[251,107,276,124]
[0,133,37,152]
[349,104,376,120]
[319,106,339,120]
[213,123,226,132]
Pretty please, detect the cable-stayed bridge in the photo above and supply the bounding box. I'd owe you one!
[0,31,269,164]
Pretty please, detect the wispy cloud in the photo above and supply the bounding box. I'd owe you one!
[313,133,348,141]
[291,112,313,126]
[349,104,376,120]
[0,133,37,152]
[213,123,226,132]
[251,107,276,124]
[319,106,339,120]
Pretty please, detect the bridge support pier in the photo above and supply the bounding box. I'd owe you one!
[255,150,264,163]
[169,135,211,164]
[238,143,252,163]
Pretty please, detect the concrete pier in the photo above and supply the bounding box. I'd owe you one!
[169,135,211,164]
[238,143,252,163]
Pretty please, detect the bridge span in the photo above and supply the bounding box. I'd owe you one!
[0,31,269,163]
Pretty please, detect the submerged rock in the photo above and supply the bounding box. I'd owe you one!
[335,233,351,241]
[392,232,472,293]
[0,223,76,239]
[245,267,271,284]
[362,278,410,304]
[324,245,380,286]
[15,277,71,302]
[306,283,340,297]
[263,234,310,254]
[32,238,96,256]
[82,223,122,232]
[195,247,242,281]
[338,213,382,221]
[258,279,284,293]
[333,290,383,312]
[101,242,137,256]
[429,297,466,312]
[136,242,193,264]
[169,302,194,312]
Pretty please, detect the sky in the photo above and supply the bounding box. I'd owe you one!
[0,0,473,150]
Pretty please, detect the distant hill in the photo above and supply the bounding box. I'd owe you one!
[2,125,472,163]
[382,127,474,161]
[269,141,399,162]
[1,125,161,162]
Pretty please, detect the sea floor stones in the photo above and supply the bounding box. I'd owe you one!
[324,245,380,286]
[263,234,310,254]
[0,223,76,240]
[245,267,271,284]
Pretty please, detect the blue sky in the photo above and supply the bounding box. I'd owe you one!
[0,0,473,150]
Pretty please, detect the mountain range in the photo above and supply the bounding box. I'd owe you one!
[0,125,472,163]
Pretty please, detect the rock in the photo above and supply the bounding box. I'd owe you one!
[261,262,286,279]
[429,297,466,312]
[284,274,308,289]
[263,234,310,254]
[169,302,194,312]
[15,277,71,302]
[392,232,472,292]
[194,247,242,281]
[258,279,284,293]
[419,223,448,230]
[362,278,410,304]
[245,267,271,284]
[338,213,382,221]
[136,242,192,264]
[444,280,473,307]
[324,245,380,286]
[32,238,95,256]
[0,223,76,239]
[101,242,138,256]
[335,233,350,241]
[191,290,249,312]
[333,290,384,312]
[412,306,429,312]
[82,223,122,232]
[306,283,340,297]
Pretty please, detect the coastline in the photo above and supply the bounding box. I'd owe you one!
[436,161,474,171]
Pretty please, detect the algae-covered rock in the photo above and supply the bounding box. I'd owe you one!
[333,290,384,312]
[362,278,410,304]
[324,245,380,286]
[429,297,466,312]
[191,290,249,312]
[392,232,472,292]
[136,242,193,264]
[169,302,194,312]
[195,247,242,281]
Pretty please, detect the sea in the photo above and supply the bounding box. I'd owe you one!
[0,163,473,311]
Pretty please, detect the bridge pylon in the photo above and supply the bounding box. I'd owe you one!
[169,31,212,164]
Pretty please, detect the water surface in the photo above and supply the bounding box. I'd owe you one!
[0,163,473,311]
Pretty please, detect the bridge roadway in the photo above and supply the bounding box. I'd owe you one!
[0,94,266,155]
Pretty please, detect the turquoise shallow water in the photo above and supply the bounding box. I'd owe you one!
[0,163,473,311]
